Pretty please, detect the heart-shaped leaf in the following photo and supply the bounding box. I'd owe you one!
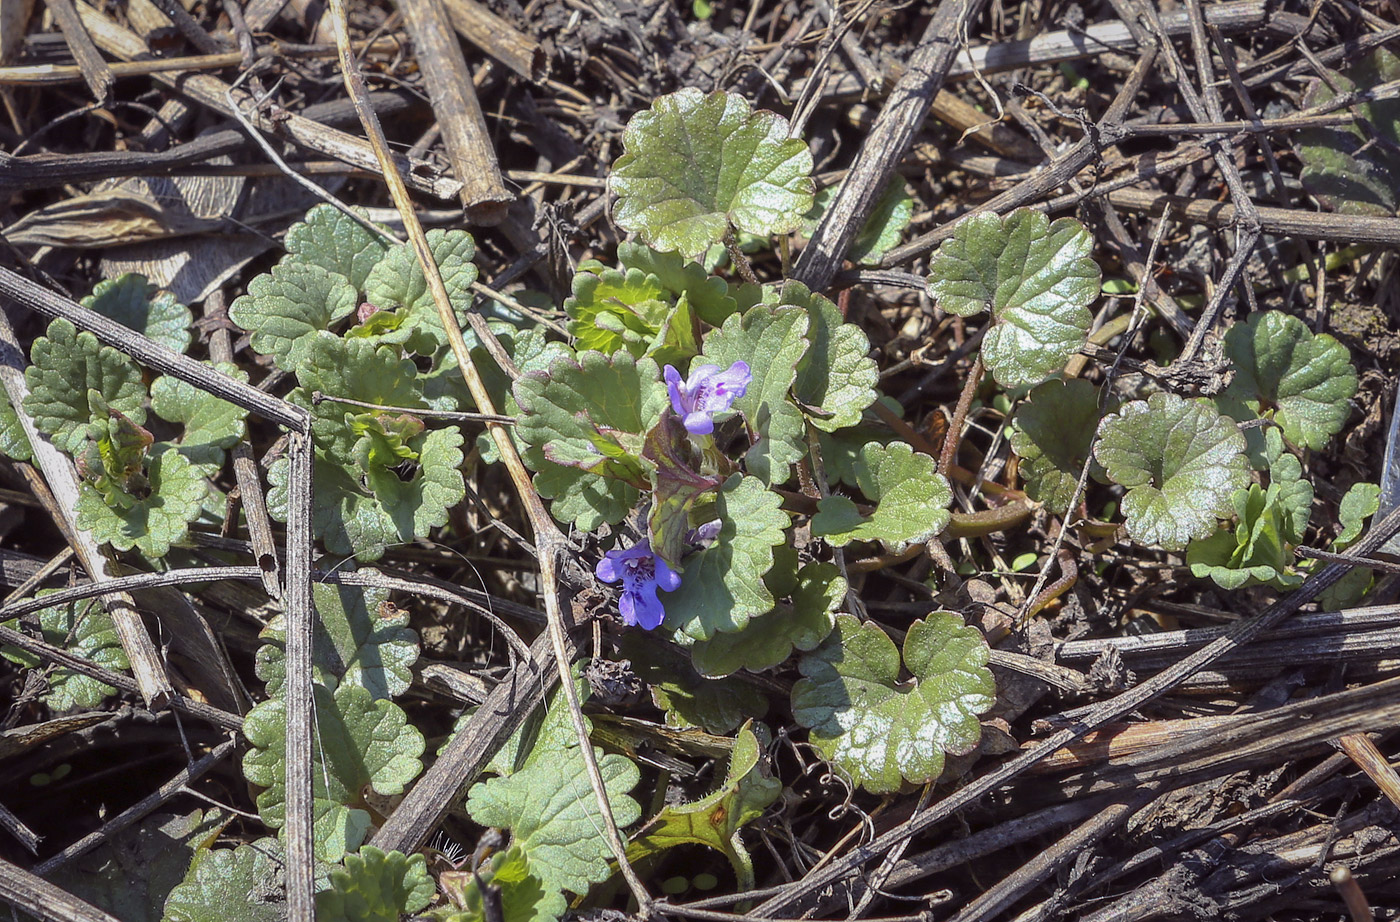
[925,209,1099,388]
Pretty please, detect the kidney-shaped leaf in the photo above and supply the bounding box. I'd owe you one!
[1219,310,1357,451]
[811,442,951,552]
[925,209,1099,388]
[1010,378,1113,515]
[1095,392,1251,550]
[610,88,815,257]
[791,613,994,794]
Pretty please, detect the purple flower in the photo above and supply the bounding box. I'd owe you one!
[664,361,752,435]
[595,539,681,630]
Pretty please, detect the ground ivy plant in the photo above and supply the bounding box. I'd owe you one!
[0,82,1370,921]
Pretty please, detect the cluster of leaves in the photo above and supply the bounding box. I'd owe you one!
[1,274,245,558]
[166,578,431,920]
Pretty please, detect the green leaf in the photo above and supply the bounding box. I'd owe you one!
[150,364,249,477]
[430,846,566,922]
[267,427,464,562]
[1095,392,1251,550]
[925,209,1099,388]
[256,576,419,699]
[465,690,640,895]
[690,562,842,677]
[791,612,995,794]
[801,179,913,265]
[1264,427,1313,540]
[811,442,952,552]
[1009,378,1113,515]
[626,723,782,890]
[617,242,740,327]
[242,683,424,862]
[230,260,358,374]
[314,847,433,922]
[564,265,671,357]
[1296,48,1400,216]
[24,318,147,455]
[662,474,790,641]
[610,88,815,257]
[1186,482,1305,591]
[1,592,129,711]
[1218,310,1357,451]
[781,282,877,432]
[294,334,430,464]
[363,229,479,355]
[83,273,192,354]
[284,203,392,290]
[163,840,291,922]
[623,635,769,734]
[701,303,809,484]
[1338,482,1381,548]
[0,392,33,461]
[514,350,669,527]
[75,449,208,557]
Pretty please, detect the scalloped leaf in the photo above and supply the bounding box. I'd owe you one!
[1,591,129,711]
[792,612,995,794]
[811,442,951,552]
[1297,48,1400,216]
[163,840,291,922]
[267,427,464,562]
[314,847,433,922]
[690,562,843,677]
[1095,392,1251,550]
[701,303,809,484]
[925,209,1099,388]
[229,260,358,374]
[431,845,567,922]
[75,449,208,557]
[465,699,640,896]
[781,282,877,432]
[620,634,769,734]
[24,318,147,454]
[1218,310,1357,451]
[1319,481,1381,609]
[610,88,815,256]
[514,350,669,527]
[662,474,790,641]
[150,363,249,477]
[1009,378,1113,515]
[256,576,419,700]
[242,683,424,862]
[626,722,781,890]
[617,241,740,326]
[564,265,671,357]
[362,229,479,355]
[284,203,392,290]
[800,178,913,265]
[83,273,192,354]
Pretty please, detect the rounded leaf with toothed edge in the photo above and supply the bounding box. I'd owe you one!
[782,282,878,433]
[1217,310,1357,451]
[661,474,791,641]
[811,442,951,552]
[925,209,1099,388]
[792,612,995,793]
[75,449,208,558]
[314,846,434,922]
[1010,378,1114,515]
[83,273,192,354]
[284,203,392,290]
[610,88,815,257]
[689,562,844,677]
[1,592,129,711]
[229,260,357,375]
[24,318,147,455]
[362,229,480,355]
[1095,392,1251,551]
[241,683,424,863]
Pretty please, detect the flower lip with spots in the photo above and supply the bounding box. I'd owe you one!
[595,539,681,630]
[663,361,752,435]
